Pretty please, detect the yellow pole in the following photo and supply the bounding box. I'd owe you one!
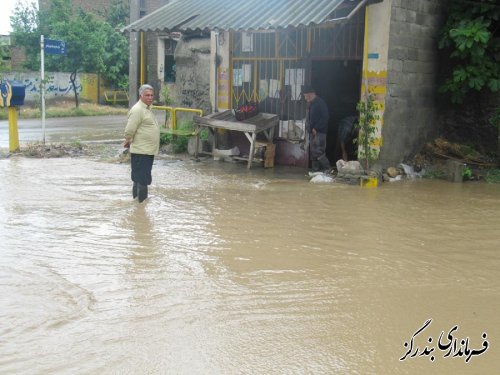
[140,31,145,85]
[172,108,177,131]
[307,28,311,53]
[8,107,20,152]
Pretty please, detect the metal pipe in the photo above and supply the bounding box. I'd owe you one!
[151,105,204,132]
[323,0,368,25]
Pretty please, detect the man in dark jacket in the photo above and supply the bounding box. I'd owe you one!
[303,86,331,171]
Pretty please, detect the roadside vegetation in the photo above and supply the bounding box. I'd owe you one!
[438,0,499,164]
[486,169,500,183]
[404,0,500,182]
[159,119,210,153]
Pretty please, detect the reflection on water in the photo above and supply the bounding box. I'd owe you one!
[0,155,499,374]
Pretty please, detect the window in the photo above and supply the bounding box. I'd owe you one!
[139,0,147,18]
[164,39,177,83]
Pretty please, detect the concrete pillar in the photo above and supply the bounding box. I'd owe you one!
[446,160,465,183]
[128,0,140,106]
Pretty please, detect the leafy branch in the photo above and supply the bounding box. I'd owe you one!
[438,0,500,103]
[355,93,380,170]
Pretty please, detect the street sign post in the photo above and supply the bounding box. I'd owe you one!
[44,38,67,55]
[40,35,67,145]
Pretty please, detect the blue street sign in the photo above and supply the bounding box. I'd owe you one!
[44,39,67,55]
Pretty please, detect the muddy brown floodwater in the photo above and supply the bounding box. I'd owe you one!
[0,153,499,374]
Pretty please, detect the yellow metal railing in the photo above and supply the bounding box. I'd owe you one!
[104,90,129,105]
[152,105,203,135]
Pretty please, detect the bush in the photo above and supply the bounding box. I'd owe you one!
[485,169,500,183]
[160,119,195,153]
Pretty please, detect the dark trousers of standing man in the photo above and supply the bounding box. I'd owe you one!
[130,153,154,202]
[309,132,331,171]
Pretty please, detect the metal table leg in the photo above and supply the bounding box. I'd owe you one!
[194,124,201,159]
[247,132,257,169]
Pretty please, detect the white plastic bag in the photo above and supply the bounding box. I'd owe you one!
[310,174,334,183]
[336,159,363,173]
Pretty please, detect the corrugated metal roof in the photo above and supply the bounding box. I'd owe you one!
[123,0,363,33]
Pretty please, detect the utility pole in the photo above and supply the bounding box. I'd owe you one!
[128,0,140,107]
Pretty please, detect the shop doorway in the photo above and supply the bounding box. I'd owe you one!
[311,60,361,163]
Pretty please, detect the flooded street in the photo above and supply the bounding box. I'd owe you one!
[0,153,499,374]
[0,115,125,147]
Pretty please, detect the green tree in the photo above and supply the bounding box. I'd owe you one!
[50,10,106,107]
[101,0,130,28]
[99,0,130,90]
[10,1,39,71]
[10,0,129,107]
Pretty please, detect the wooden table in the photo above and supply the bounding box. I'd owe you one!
[193,110,279,169]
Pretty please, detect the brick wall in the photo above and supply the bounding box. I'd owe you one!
[379,0,445,166]
[9,47,26,71]
[147,0,168,13]
[39,0,127,16]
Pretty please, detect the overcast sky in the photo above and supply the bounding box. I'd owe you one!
[1,0,35,35]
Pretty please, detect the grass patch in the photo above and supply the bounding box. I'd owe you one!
[0,102,128,120]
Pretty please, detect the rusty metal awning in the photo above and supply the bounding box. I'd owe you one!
[122,0,369,33]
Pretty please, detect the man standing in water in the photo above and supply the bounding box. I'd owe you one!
[303,86,331,172]
[123,84,160,203]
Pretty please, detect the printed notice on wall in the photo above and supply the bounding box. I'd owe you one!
[285,69,304,86]
[259,79,268,99]
[242,32,253,52]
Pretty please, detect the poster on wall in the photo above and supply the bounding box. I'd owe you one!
[218,67,229,109]
[233,69,243,86]
[259,79,268,99]
[242,32,253,52]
